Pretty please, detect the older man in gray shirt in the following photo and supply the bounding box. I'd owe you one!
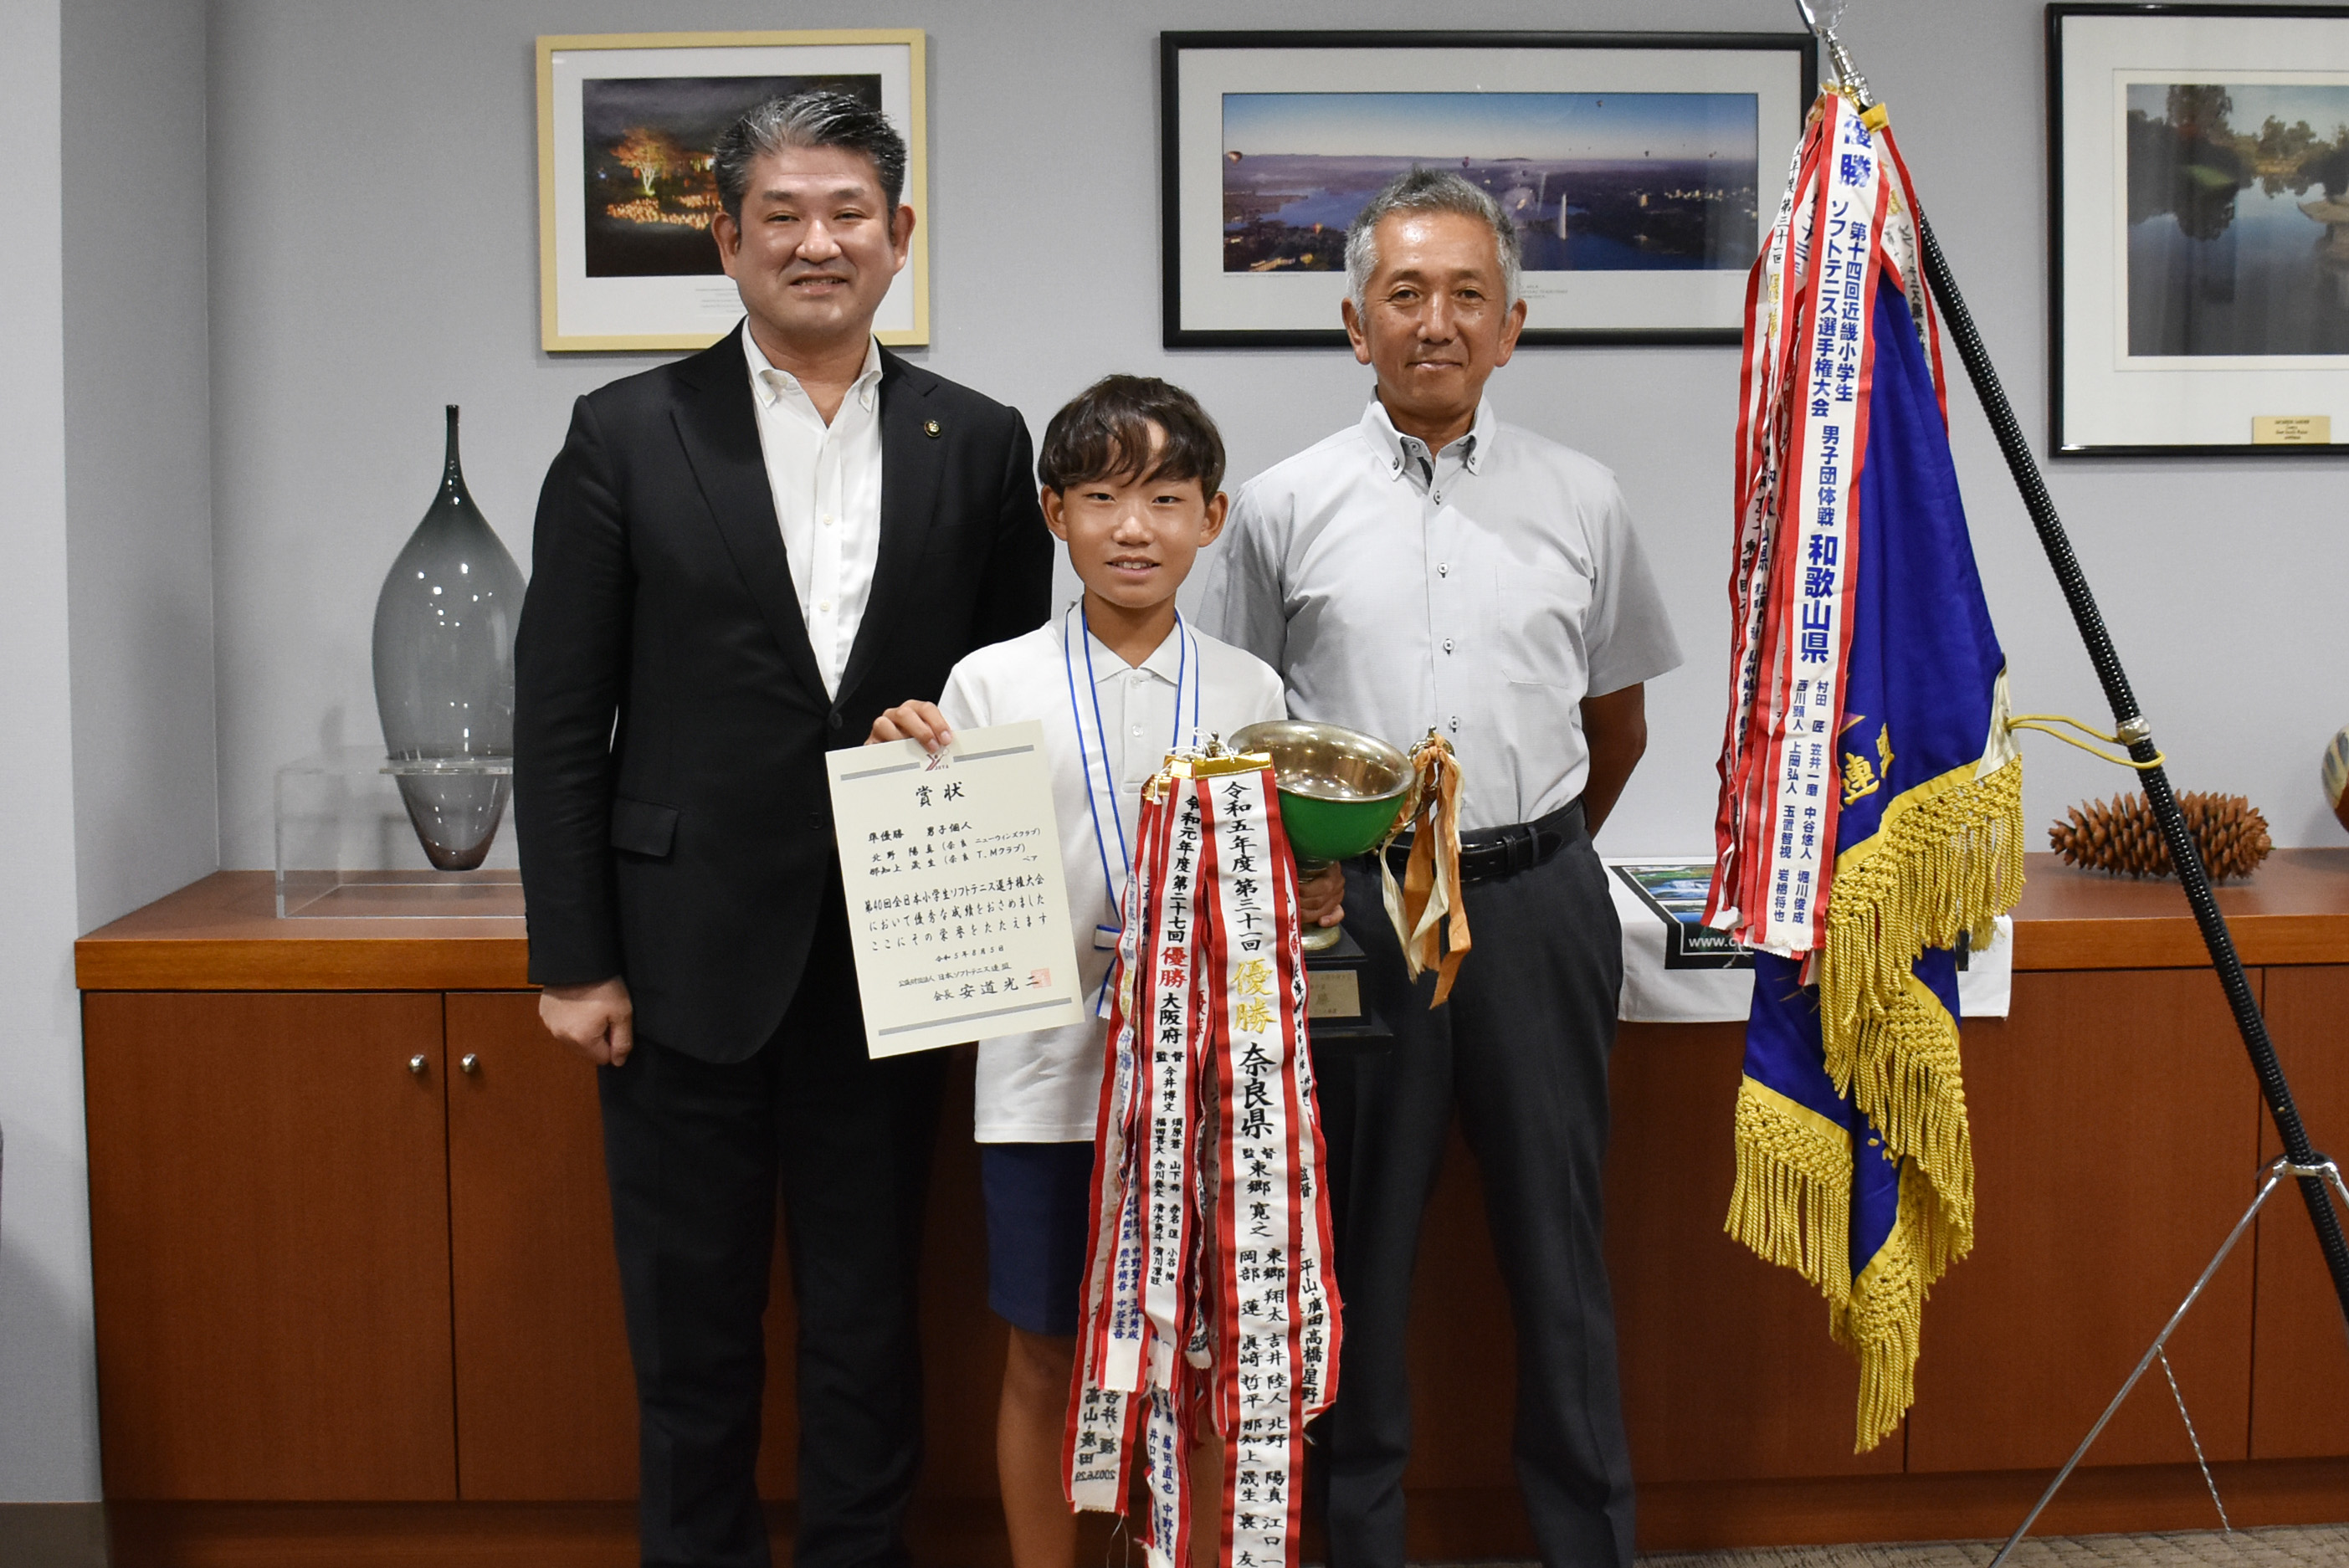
[1197,168,1680,1568]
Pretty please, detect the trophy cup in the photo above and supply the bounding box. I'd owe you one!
[1228,720,1417,1044]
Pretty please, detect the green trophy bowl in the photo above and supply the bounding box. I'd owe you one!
[1228,720,1414,952]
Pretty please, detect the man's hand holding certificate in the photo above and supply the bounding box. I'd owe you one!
[825,720,1084,1058]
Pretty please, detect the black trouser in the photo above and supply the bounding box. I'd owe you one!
[599,879,946,1568]
[1312,815,1634,1568]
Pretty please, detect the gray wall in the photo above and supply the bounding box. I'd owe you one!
[203,0,2349,873]
[0,0,217,1503]
[1,0,101,1505]
[65,0,218,934]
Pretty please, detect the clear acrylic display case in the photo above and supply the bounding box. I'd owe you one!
[274,748,522,918]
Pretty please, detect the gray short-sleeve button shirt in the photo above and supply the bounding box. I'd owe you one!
[1196,398,1683,833]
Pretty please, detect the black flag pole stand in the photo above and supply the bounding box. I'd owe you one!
[1789,1,2349,1545]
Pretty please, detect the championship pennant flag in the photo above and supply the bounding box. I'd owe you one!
[1065,749,1342,1568]
[1703,90,2025,1449]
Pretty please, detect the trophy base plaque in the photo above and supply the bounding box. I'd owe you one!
[1305,927,1391,1049]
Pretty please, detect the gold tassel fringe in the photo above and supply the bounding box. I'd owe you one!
[1832,1169,1934,1452]
[1818,751,2024,1110]
[1726,1080,1852,1293]
[1727,1080,1921,1453]
[1819,753,2022,1278]
[1844,968,1976,1273]
[1730,747,2025,1452]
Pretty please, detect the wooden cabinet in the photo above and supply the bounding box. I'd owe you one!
[1603,1022,1906,1484]
[1909,971,2260,1473]
[2251,966,2349,1459]
[74,864,2349,1560]
[444,993,638,1500]
[83,992,456,1499]
[87,979,1009,1524]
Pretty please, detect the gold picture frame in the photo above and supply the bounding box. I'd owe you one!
[536,29,931,352]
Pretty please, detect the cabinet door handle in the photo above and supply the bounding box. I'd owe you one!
[408,1054,428,1076]
[460,1053,480,1074]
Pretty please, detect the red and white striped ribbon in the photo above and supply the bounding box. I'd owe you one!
[1066,758,1342,1568]
[1709,122,1821,934]
[1707,91,1909,956]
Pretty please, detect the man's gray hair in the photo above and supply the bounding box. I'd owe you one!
[1343,167,1523,311]
[712,89,908,221]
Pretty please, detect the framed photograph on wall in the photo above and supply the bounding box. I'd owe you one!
[2052,4,2349,453]
[536,30,929,352]
[1159,30,1816,347]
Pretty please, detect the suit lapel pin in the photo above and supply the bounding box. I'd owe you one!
[924,418,942,438]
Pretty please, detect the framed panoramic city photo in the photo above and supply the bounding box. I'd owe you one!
[536,30,929,352]
[1159,31,1815,347]
[2052,5,2349,453]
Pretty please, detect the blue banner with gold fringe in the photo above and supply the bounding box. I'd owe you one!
[1712,94,2024,1451]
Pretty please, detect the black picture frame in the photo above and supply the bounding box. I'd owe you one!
[2049,3,2349,455]
[1159,30,1818,349]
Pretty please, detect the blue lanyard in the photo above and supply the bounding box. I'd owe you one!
[1062,602,1199,1009]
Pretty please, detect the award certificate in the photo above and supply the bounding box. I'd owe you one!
[825,720,1084,1058]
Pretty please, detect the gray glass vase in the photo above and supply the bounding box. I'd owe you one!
[372,405,526,871]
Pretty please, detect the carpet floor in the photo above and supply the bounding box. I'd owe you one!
[1634,1523,2349,1567]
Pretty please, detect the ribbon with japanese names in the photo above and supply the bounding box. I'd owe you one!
[1064,751,1342,1568]
[1712,90,1895,947]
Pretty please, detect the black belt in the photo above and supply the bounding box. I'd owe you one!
[1382,800,1585,885]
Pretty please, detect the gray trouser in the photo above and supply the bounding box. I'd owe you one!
[1314,818,1634,1568]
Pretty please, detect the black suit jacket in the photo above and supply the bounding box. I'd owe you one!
[515,330,1053,1062]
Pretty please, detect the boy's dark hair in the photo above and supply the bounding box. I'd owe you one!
[1038,376,1226,497]
[713,89,908,222]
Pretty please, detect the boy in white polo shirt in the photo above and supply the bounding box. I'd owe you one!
[869,375,1337,1568]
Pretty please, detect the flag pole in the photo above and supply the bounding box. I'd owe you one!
[1788,1,2349,1337]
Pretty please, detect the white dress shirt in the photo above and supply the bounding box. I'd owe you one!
[1198,398,1683,833]
[742,321,885,697]
[938,607,1286,1142]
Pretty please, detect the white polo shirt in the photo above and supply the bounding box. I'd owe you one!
[939,605,1286,1143]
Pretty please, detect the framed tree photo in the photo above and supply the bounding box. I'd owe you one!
[1159,30,1816,347]
[536,30,929,352]
[2052,4,2349,453]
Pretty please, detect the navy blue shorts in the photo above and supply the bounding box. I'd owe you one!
[980,1141,1097,1336]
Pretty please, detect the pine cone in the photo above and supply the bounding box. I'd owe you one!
[2048,792,2273,880]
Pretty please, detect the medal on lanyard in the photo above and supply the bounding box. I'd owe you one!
[1061,602,1200,1016]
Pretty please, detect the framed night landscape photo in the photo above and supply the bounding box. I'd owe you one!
[536,30,929,352]
[2052,5,2349,453]
[1159,31,1816,347]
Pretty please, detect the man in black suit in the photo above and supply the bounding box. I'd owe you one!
[516,91,1052,1568]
